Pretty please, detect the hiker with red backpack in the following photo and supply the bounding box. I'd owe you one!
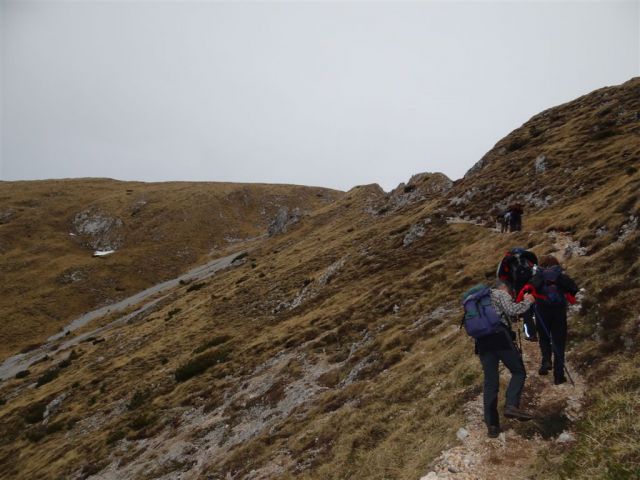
[461,280,535,438]
[497,247,539,342]
[528,255,579,385]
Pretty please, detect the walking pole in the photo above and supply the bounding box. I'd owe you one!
[533,304,575,387]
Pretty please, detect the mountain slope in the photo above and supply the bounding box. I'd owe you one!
[0,78,638,480]
[0,179,341,359]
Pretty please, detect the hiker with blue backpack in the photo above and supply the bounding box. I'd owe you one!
[462,281,536,438]
[527,254,579,385]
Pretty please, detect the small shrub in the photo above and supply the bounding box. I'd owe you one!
[15,370,30,379]
[234,252,248,261]
[58,357,72,369]
[67,417,79,429]
[166,308,181,320]
[591,127,618,141]
[36,368,59,387]
[129,413,156,431]
[106,429,126,444]
[23,401,47,424]
[25,426,47,443]
[19,343,42,354]
[506,136,528,152]
[0,398,6,407]
[45,421,64,435]
[193,335,232,354]
[174,348,230,382]
[127,389,150,410]
[186,282,206,292]
[80,463,104,479]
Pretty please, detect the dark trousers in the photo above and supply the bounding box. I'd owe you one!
[536,306,568,381]
[479,346,526,427]
[522,308,536,339]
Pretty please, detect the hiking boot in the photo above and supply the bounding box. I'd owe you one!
[554,376,567,385]
[539,362,552,375]
[487,425,500,438]
[525,334,538,342]
[504,405,533,421]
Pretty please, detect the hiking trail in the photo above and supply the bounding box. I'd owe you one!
[419,338,586,480]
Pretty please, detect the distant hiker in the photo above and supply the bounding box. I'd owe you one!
[529,255,579,385]
[497,211,510,233]
[462,281,535,438]
[507,204,524,232]
[497,248,538,342]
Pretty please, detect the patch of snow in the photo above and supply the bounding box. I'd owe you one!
[93,250,115,257]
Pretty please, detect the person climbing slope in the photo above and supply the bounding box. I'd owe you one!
[529,255,579,385]
[497,248,538,341]
[462,280,535,438]
[508,204,524,232]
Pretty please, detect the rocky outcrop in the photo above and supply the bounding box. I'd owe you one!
[72,208,124,250]
[0,209,15,224]
[386,173,453,212]
[268,207,302,236]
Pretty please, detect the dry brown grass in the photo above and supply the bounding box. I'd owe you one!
[0,179,341,358]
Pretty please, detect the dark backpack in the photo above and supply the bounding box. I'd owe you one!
[536,266,566,307]
[461,285,504,339]
[497,247,538,293]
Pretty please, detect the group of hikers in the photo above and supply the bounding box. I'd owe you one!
[497,204,524,233]
[462,247,579,438]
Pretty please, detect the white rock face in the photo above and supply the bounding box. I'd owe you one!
[73,209,123,250]
[268,206,302,236]
[535,154,547,173]
[403,222,427,247]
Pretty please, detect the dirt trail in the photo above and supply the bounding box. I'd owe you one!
[420,337,586,480]
[0,251,244,380]
[418,225,587,479]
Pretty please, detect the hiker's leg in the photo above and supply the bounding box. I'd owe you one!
[536,310,552,368]
[500,348,526,408]
[551,310,568,382]
[479,352,500,427]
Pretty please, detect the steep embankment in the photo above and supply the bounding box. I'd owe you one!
[0,179,341,359]
[0,78,638,480]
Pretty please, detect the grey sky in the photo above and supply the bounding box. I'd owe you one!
[1,1,638,192]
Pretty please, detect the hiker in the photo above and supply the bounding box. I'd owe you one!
[529,255,579,385]
[497,211,510,233]
[462,281,535,438]
[497,248,538,342]
[508,204,523,232]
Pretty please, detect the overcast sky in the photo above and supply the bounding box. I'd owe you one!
[1,1,638,192]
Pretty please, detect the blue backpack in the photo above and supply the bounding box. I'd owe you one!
[537,266,566,307]
[461,285,504,339]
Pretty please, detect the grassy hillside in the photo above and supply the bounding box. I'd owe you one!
[0,78,638,479]
[0,179,341,359]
